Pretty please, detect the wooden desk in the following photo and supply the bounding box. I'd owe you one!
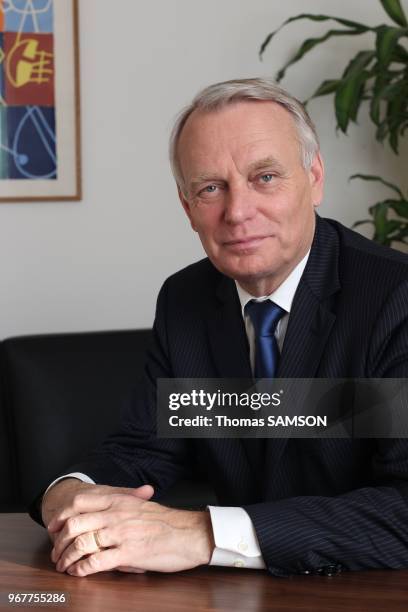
[0,514,407,612]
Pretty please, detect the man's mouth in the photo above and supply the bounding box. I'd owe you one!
[223,235,269,250]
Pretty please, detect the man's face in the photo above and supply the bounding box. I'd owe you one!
[177,100,324,295]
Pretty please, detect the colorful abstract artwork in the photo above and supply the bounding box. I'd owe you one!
[0,0,80,201]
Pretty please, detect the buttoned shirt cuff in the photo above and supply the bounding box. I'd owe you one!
[208,506,266,569]
[44,472,96,496]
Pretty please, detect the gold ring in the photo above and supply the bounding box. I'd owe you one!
[93,530,104,550]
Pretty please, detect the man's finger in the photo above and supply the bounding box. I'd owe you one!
[47,485,154,533]
[47,493,115,533]
[129,485,154,500]
[51,511,110,564]
[66,547,123,577]
[56,529,112,573]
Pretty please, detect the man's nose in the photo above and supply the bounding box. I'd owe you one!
[223,185,257,225]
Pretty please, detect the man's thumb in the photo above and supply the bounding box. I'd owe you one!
[131,484,154,500]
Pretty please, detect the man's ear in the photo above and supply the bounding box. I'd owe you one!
[309,152,324,209]
[177,185,198,232]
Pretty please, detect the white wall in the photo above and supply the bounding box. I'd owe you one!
[0,0,406,338]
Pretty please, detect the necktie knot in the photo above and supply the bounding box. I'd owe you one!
[245,300,285,338]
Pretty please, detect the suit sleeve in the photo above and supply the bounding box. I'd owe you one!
[244,280,408,576]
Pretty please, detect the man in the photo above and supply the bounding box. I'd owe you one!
[37,78,408,578]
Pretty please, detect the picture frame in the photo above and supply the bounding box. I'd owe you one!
[0,0,81,202]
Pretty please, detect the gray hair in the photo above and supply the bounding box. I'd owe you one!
[169,77,320,195]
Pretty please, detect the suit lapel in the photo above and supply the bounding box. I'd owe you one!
[277,285,336,378]
[265,215,341,483]
[279,215,340,375]
[206,275,252,379]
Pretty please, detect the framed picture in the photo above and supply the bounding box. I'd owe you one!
[0,0,81,201]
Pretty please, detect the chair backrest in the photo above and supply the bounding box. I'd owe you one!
[0,346,18,510]
[2,329,152,507]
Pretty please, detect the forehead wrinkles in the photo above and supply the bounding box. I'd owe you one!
[187,133,297,183]
[178,103,302,185]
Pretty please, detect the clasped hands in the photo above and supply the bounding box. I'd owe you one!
[42,479,214,577]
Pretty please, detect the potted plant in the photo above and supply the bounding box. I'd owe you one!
[260,0,408,247]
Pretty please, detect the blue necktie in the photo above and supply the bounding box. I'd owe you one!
[245,300,285,379]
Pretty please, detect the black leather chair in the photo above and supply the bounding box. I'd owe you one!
[2,330,152,509]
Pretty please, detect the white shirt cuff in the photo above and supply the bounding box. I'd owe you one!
[208,506,266,569]
[44,472,96,496]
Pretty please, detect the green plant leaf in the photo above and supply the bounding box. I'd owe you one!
[370,74,406,124]
[376,25,408,67]
[386,219,406,233]
[388,199,408,217]
[370,99,381,124]
[376,118,390,141]
[335,81,361,131]
[371,201,390,243]
[379,78,406,100]
[392,42,408,61]
[334,51,375,130]
[352,185,408,247]
[367,198,408,221]
[386,83,408,151]
[390,127,400,151]
[342,50,376,77]
[276,30,367,82]
[380,0,408,27]
[349,174,405,198]
[352,219,373,228]
[342,51,375,123]
[389,230,408,243]
[369,70,392,124]
[352,74,371,121]
[259,13,372,58]
[307,79,341,101]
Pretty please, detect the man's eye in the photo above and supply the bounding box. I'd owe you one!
[260,174,274,183]
[201,185,217,194]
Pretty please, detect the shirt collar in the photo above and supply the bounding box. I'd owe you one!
[235,250,310,316]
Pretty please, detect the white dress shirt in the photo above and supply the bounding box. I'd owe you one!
[46,251,310,570]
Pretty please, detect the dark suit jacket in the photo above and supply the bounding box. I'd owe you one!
[48,215,408,576]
